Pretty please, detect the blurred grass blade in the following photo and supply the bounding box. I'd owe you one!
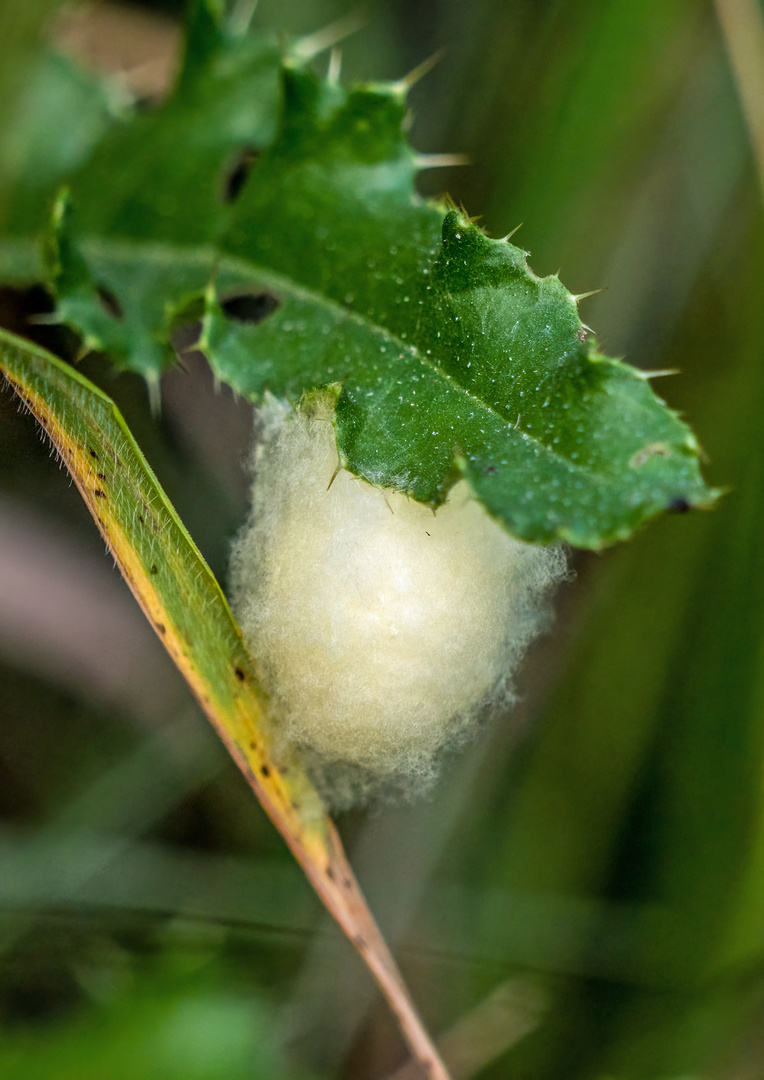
[387,978,546,1080]
[714,0,764,200]
[0,326,451,1080]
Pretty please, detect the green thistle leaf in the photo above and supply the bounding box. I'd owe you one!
[3,0,717,547]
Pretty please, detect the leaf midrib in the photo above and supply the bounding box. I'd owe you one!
[81,234,619,486]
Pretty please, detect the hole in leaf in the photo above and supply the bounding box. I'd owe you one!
[220,292,281,325]
[221,146,260,203]
[96,284,124,321]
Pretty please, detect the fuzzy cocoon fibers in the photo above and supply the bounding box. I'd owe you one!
[229,399,566,808]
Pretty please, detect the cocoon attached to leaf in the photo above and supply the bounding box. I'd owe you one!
[229,397,566,809]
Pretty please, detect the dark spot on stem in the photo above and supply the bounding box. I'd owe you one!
[150,565,158,575]
[156,623,166,635]
[260,764,271,778]
[234,666,246,682]
[138,514,145,524]
[94,488,106,498]
[89,448,99,459]
[97,472,107,481]
[221,291,281,325]
[96,283,124,321]
[222,146,260,203]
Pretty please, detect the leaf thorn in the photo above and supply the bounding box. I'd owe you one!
[293,9,368,61]
[393,48,447,93]
[636,368,679,380]
[573,289,602,303]
[73,341,93,365]
[327,462,342,490]
[327,46,342,84]
[414,152,469,171]
[500,224,523,241]
[146,372,162,418]
[228,0,259,37]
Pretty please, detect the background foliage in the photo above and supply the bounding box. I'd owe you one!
[1,1,763,1078]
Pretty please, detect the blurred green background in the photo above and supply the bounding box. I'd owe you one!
[1,0,763,1077]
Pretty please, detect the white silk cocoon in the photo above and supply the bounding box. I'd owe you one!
[229,400,566,807]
